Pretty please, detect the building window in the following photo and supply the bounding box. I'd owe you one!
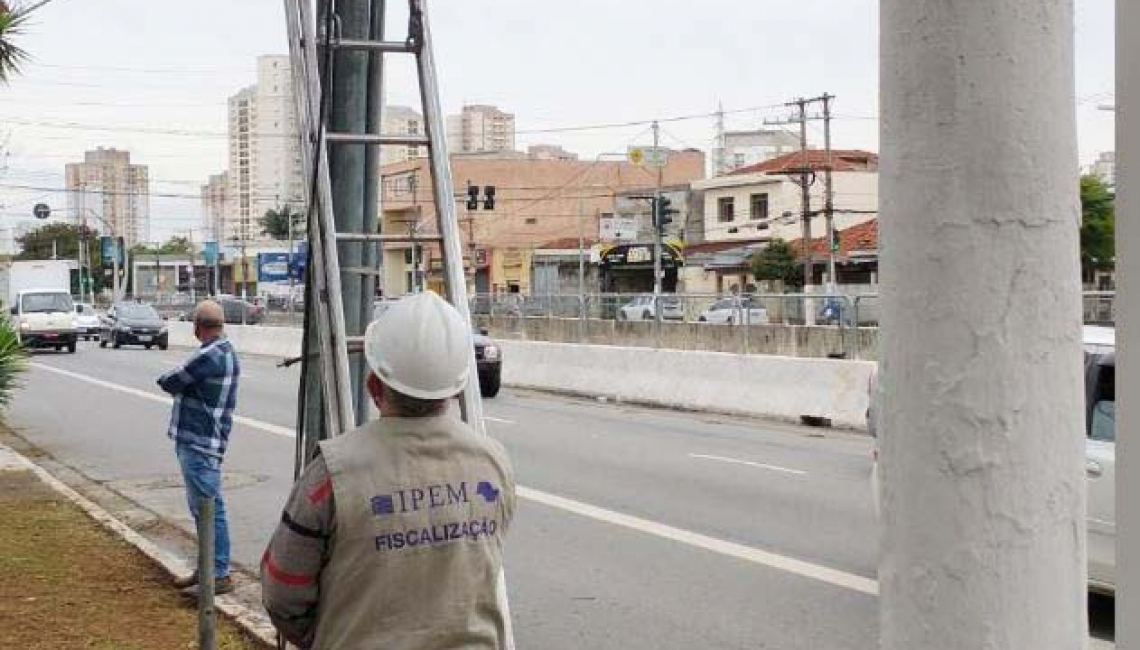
[717,197,735,222]
[525,218,538,225]
[749,193,769,221]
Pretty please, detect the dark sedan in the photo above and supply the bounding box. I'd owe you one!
[99,302,169,350]
[473,331,501,398]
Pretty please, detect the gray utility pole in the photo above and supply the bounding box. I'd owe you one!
[651,120,663,324]
[881,2,1085,649]
[821,93,837,290]
[1117,0,1138,644]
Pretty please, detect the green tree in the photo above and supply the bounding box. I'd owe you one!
[15,222,105,292]
[131,236,192,256]
[1080,175,1115,283]
[259,205,303,241]
[0,1,54,84]
[750,238,803,291]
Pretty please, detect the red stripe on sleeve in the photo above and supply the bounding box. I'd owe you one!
[307,477,333,505]
[262,550,316,586]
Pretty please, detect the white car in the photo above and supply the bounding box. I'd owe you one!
[73,302,102,341]
[870,325,1117,594]
[616,295,684,321]
[698,297,770,325]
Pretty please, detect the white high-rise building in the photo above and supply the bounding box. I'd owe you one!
[381,105,428,166]
[200,172,229,243]
[64,147,150,247]
[1089,151,1116,188]
[446,104,516,154]
[226,55,304,244]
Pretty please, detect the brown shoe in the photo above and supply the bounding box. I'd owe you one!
[173,571,198,589]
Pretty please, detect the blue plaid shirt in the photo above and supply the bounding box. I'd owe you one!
[157,337,240,458]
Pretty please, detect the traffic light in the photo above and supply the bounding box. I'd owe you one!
[466,184,479,210]
[654,197,678,230]
[831,228,841,253]
[483,185,496,210]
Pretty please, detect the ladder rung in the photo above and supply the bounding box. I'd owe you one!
[326,133,430,147]
[342,266,383,277]
[336,233,443,243]
[333,38,415,54]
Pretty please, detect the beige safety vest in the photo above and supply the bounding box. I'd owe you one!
[312,413,516,650]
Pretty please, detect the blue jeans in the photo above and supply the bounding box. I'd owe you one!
[176,443,231,579]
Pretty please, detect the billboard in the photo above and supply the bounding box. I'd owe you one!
[202,241,219,267]
[258,252,292,282]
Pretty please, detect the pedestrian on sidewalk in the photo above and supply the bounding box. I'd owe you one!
[157,299,240,596]
[262,291,516,650]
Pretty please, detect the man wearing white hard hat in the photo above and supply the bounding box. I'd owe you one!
[261,291,516,650]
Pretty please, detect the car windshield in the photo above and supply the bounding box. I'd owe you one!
[117,304,160,320]
[21,292,73,314]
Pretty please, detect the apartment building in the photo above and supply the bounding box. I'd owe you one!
[225,55,304,243]
[381,105,429,166]
[64,147,150,247]
[200,172,229,243]
[446,104,516,154]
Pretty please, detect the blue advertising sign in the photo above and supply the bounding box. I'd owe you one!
[100,236,114,266]
[258,252,292,282]
[202,241,219,267]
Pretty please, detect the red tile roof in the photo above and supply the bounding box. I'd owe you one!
[731,150,879,176]
[788,218,879,258]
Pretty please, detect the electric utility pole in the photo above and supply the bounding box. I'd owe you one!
[651,120,663,324]
[821,93,837,290]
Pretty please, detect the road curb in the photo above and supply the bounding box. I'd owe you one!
[0,443,279,647]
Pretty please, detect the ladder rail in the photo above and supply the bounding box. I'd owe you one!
[411,0,486,434]
[284,0,356,435]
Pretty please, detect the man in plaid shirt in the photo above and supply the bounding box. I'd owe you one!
[157,300,240,595]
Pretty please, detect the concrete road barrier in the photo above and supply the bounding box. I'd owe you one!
[169,324,872,429]
[497,340,873,429]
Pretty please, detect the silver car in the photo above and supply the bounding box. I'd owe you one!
[870,326,1117,594]
[73,302,102,341]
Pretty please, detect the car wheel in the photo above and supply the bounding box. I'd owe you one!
[112,334,122,349]
[99,336,107,349]
[642,310,652,320]
[67,341,76,354]
[617,311,627,321]
[159,341,168,351]
[145,344,153,350]
[480,372,501,398]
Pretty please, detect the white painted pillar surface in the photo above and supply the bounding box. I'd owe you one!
[1116,0,1138,645]
[880,2,1086,649]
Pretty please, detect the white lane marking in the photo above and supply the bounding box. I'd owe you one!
[29,362,295,439]
[518,486,877,596]
[29,361,874,596]
[484,416,516,425]
[689,453,807,476]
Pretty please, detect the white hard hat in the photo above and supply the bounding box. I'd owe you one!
[364,291,472,400]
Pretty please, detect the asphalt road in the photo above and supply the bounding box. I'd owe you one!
[7,341,1113,649]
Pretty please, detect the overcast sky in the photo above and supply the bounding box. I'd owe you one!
[0,0,1116,242]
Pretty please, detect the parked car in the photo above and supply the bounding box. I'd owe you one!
[616,295,684,321]
[73,302,102,341]
[698,296,770,325]
[373,297,501,398]
[180,297,263,325]
[99,302,169,350]
[869,325,1118,594]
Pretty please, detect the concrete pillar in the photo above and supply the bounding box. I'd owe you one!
[880,2,1086,649]
[1117,0,1138,644]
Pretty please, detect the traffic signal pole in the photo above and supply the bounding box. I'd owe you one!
[651,121,663,329]
[880,2,1085,649]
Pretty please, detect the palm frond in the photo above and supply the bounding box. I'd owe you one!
[0,319,28,410]
[0,0,55,84]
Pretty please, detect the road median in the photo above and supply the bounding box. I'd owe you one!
[0,440,273,649]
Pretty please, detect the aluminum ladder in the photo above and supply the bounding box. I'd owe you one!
[281,0,511,647]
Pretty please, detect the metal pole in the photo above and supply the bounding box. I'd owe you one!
[288,211,296,323]
[796,99,812,290]
[651,121,663,307]
[196,496,216,650]
[880,2,1084,649]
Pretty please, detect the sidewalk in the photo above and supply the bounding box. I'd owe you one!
[0,447,265,650]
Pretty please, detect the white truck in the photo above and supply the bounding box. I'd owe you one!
[5,260,79,353]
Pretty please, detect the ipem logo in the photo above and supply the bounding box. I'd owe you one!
[370,480,499,516]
